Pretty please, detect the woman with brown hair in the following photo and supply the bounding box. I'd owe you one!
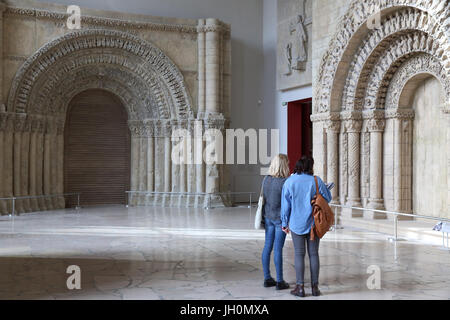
[281,155,332,297]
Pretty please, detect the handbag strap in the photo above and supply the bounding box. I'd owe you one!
[260,176,268,198]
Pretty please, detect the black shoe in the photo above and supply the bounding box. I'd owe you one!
[263,278,276,287]
[311,284,321,296]
[276,281,290,290]
[290,284,306,297]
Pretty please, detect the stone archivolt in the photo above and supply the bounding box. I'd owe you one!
[341,8,445,110]
[0,7,230,213]
[315,0,449,114]
[8,29,194,120]
[312,0,450,218]
[386,54,449,110]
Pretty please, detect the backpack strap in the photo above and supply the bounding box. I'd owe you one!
[314,176,319,196]
[310,176,320,241]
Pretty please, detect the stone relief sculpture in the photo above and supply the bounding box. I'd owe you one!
[290,14,308,69]
[284,42,293,75]
[285,14,308,74]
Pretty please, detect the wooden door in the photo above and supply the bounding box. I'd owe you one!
[64,89,130,206]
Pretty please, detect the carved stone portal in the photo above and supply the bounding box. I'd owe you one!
[311,0,450,220]
[0,3,231,214]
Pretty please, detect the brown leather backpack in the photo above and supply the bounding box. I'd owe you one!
[310,176,334,240]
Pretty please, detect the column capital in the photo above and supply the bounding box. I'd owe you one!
[204,113,226,130]
[325,120,341,133]
[385,108,415,120]
[128,120,145,138]
[366,119,386,132]
[14,114,27,133]
[310,112,340,123]
[362,109,385,120]
[344,119,362,133]
[441,102,450,114]
[0,112,8,131]
[45,118,57,135]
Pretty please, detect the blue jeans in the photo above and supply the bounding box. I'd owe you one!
[261,217,287,282]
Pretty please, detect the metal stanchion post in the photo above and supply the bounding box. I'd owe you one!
[394,215,398,241]
[11,198,15,217]
[334,206,337,232]
[249,193,252,209]
[76,193,81,210]
[206,193,211,210]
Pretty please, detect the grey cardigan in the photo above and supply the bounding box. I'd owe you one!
[262,175,288,221]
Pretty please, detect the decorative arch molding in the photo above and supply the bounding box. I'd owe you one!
[315,0,449,113]
[32,60,164,120]
[341,7,447,111]
[7,29,194,119]
[365,32,448,110]
[386,53,450,111]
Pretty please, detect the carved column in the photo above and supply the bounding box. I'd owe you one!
[171,120,181,206]
[326,121,340,204]
[0,3,5,106]
[366,119,386,218]
[13,115,25,213]
[56,118,65,209]
[36,120,46,211]
[139,131,148,206]
[204,116,225,208]
[187,120,196,205]
[50,119,59,209]
[162,121,172,206]
[194,119,205,205]
[43,119,55,210]
[3,114,14,213]
[29,118,39,211]
[145,121,154,206]
[0,113,6,214]
[129,121,141,206]
[197,19,206,114]
[205,19,221,114]
[344,119,362,217]
[339,122,348,206]
[153,121,165,205]
[20,118,31,212]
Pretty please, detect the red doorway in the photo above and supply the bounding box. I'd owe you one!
[287,98,312,173]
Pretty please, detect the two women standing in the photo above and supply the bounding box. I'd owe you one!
[261,154,332,297]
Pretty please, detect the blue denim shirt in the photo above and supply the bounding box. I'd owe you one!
[281,173,332,235]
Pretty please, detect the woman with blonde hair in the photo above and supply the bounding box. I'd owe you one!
[261,154,291,290]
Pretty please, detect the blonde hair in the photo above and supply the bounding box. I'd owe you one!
[268,154,290,178]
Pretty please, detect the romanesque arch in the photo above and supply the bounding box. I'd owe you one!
[2,29,198,213]
[311,0,450,219]
[7,29,193,119]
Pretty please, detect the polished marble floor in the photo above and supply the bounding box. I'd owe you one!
[0,205,448,300]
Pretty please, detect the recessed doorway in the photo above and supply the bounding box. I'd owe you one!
[64,89,130,206]
[287,98,312,173]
